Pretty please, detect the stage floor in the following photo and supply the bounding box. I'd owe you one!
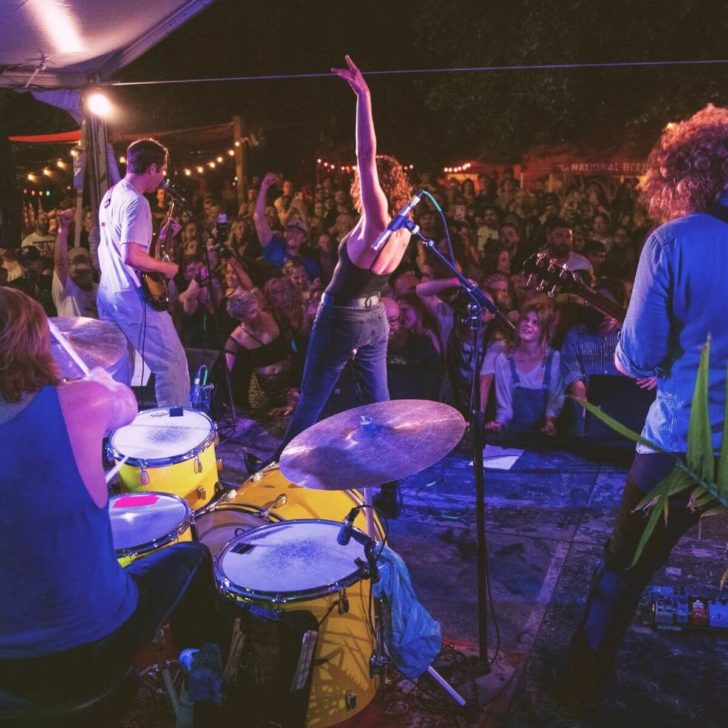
[119,415,728,726]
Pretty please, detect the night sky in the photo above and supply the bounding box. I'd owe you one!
[6,0,728,185]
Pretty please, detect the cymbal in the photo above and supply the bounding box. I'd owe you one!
[279,399,466,491]
[50,317,128,379]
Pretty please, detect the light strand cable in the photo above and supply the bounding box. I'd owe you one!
[106,58,728,87]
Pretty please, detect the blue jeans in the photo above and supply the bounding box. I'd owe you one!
[0,543,215,704]
[277,301,390,454]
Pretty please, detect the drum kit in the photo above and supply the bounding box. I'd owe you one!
[51,317,469,726]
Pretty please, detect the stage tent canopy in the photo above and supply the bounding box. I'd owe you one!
[0,0,215,89]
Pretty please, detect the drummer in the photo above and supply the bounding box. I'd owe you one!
[0,288,215,703]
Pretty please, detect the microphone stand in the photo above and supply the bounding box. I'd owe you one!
[406,219,514,671]
[198,235,238,430]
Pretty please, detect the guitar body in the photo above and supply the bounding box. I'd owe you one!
[141,271,170,311]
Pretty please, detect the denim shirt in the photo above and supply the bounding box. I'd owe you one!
[615,198,728,453]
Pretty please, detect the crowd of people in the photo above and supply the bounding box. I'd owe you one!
[1,154,656,437]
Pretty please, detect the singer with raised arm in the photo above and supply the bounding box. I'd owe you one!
[97,138,190,407]
[272,55,414,457]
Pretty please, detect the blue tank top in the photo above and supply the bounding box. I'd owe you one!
[0,386,138,658]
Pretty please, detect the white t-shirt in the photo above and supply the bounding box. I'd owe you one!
[52,271,98,318]
[98,178,153,296]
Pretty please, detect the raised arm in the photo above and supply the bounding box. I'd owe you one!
[332,55,388,232]
[253,173,279,247]
[53,208,75,284]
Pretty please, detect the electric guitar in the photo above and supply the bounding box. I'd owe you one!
[140,200,176,311]
[522,252,627,323]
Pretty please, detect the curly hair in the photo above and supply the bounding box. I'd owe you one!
[0,288,60,402]
[350,154,412,215]
[641,104,728,222]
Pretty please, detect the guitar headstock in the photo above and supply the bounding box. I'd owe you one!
[521,253,626,322]
[522,252,583,298]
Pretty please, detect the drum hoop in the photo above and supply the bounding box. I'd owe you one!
[214,519,368,604]
[106,410,217,468]
[113,494,193,558]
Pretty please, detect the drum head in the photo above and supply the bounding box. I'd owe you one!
[110,492,191,556]
[195,504,274,559]
[217,520,367,602]
[108,408,214,464]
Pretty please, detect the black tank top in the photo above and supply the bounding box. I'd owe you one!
[325,240,389,298]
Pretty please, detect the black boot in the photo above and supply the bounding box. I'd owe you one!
[549,561,641,714]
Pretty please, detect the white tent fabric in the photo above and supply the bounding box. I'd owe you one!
[0,0,215,89]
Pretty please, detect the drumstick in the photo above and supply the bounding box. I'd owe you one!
[105,455,130,485]
[47,319,90,378]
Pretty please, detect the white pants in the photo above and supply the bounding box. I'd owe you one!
[98,288,190,408]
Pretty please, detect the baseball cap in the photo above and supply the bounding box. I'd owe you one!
[20,246,41,262]
[286,220,308,235]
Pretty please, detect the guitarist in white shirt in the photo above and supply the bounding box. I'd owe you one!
[97,138,190,407]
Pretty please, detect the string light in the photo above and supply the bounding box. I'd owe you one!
[444,162,473,173]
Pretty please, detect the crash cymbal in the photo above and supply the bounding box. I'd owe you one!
[279,399,466,491]
[50,316,128,379]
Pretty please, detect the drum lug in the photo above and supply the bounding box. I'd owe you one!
[338,591,350,614]
[259,494,287,519]
[140,467,149,486]
[216,458,223,472]
[345,691,357,711]
[196,486,207,502]
[194,455,203,474]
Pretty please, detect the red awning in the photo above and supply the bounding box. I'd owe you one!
[9,130,81,144]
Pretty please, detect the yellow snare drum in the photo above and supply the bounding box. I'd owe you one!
[215,520,378,727]
[233,464,383,538]
[109,492,193,567]
[107,408,219,510]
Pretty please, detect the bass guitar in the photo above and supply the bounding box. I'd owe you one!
[141,200,176,311]
[522,252,626,323]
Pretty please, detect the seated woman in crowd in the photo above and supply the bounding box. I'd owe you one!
[225,291,299,416]
[486,301,564,435]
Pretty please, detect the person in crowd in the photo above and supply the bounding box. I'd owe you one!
[21,210,55,257]
[7,245,55,316]
[545,217,593,282]
[176,256,220,348]
[1,248,23,284]
[52,208,97,318]
[476,205,501,252]
[551,103,728,714]
[591,212,614,250]
[271,55,414,472]
[254,177,321,281]
[0,288,215,707]
[582,239,608,278]
[224,290,298,416]
[96,137,189,407]
[486,301,564,435]
[395,291,442,357]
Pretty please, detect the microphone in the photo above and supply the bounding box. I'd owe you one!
[371,192,423,252]
[337,507,359,546]
[161,180,190,207]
